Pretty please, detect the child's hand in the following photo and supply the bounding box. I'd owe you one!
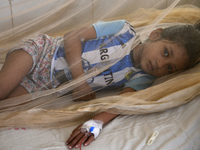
[73,82,96,101]
[66,124,95,149]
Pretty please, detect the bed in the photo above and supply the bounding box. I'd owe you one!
[1,1,200,150]
[0,92,200,150]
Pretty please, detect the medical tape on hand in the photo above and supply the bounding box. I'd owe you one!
[81,119,103,139]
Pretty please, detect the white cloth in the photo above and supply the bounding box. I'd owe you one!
[0,93,200,150]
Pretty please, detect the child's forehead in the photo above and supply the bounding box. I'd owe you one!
[151,39,188,60]
[165,40,187,53]
[156,39,186,51]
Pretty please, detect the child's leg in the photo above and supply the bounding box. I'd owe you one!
[0,50,33,100]
[6,84,29,99]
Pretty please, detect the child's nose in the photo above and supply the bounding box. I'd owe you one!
[156,59,168,69]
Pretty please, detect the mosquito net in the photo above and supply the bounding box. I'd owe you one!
[0,0,200,129]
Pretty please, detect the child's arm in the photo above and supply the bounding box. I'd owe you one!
[63,25,97,101]
[66,88,136,149]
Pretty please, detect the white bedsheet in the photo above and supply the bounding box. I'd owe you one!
[0,94,200,150]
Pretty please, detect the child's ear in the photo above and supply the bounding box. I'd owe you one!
[149,28,163,41]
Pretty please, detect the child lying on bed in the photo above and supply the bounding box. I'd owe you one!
[0,19,200,148]
[64,20,200,149]
[1,20,200,101]
[1,20,156,100]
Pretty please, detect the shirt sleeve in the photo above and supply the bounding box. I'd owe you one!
[124,75,156,91]
[92,20,126,38]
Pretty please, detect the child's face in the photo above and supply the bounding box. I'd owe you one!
[140,39,188,77]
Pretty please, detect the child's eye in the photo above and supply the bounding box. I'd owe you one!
[164,49,169,56]
[168,65,172,73]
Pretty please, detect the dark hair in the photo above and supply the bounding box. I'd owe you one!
[160,20,200,69]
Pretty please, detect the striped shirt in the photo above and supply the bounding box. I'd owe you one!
[51,20,155,91]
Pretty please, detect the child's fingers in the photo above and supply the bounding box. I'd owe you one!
[84,94,95,100]
[74,134,89,148]
[72,84,96,101]
[93,93,96,99]
[67,132,85,149]
[66,125,82,144]
[74,134,95,148]
[83,134,95,146]
[74,93,95,101]
[90,92,96,99]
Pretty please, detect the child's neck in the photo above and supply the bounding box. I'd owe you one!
[132,43,144,67]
